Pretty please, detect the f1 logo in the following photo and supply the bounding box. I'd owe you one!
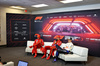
[35,16,43,20]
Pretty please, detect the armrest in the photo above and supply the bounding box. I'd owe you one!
[3,61,14,66]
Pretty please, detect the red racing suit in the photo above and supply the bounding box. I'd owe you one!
[43,40,62,56]
[29,39,44,54]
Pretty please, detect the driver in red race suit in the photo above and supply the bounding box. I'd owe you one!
[41,35,62,60]
[29,34,44,58]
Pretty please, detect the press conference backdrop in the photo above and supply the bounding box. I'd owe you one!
[7,9,100,57]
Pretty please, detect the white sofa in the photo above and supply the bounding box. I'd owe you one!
[3,61,14,66]
[25,41,88,62]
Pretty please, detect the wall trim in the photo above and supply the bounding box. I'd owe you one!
[32,4,100,14]
[0,45,6,47]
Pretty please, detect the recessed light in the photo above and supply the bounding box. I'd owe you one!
[59,0,83,4]
[31,4,48,8]
[10,6,26,10]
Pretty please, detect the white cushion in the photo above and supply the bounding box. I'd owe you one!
[72,46,88,57]
[27,41,53,47]
[59,54,87,61]
[27,40,34,47]
[44,42,53,46]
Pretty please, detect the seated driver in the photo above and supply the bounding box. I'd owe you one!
[29,34,44,58]
[53,37,74,62]
[41,35,62,60]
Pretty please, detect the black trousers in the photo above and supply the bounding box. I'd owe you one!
[55,45,69,59]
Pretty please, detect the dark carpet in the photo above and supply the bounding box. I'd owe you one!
[0,47,100,66]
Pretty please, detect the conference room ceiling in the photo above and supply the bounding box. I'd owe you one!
[0,0,100,11]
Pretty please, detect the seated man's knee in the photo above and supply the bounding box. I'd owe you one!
[34,46,37,49]
[50,47,53,49]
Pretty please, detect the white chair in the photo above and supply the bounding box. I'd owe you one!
[3,61,14,66]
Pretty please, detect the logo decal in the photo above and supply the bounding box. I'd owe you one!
[35,16,43,20]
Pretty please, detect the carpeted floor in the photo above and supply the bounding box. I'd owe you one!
[0,47,100,66]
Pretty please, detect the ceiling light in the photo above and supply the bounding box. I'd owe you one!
[59,0,83,4]
[10,6,26,10]
[31,4,48,8]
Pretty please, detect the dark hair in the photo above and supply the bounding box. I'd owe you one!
[69,37,72,40]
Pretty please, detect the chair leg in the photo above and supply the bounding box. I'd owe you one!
[83,61,86,65]
[26,52,29,55]
[64,61,67,65]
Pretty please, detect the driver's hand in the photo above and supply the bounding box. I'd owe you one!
[63,47,65,49]
[55,41,57,44]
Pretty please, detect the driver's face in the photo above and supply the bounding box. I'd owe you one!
[68,39,71,42]
[37,37,40,39]
[57,38,60,40]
